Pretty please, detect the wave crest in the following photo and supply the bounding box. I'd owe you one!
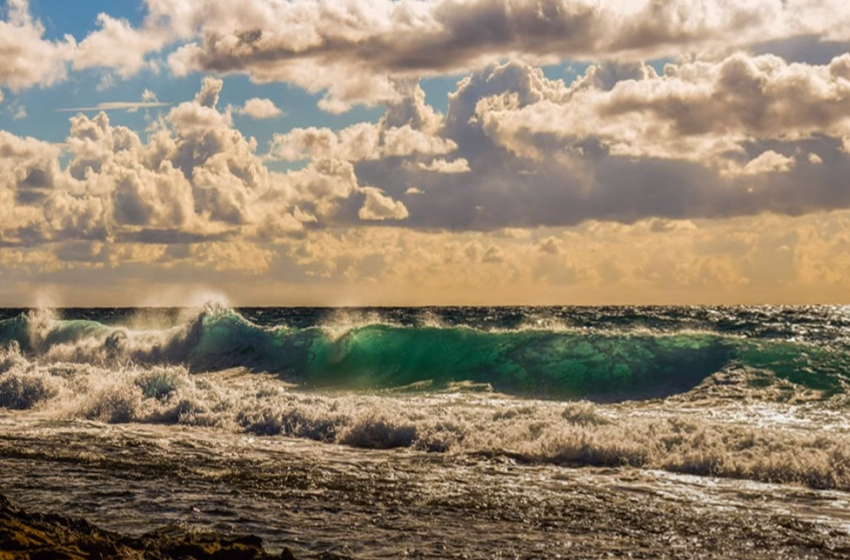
[0,306,848,400]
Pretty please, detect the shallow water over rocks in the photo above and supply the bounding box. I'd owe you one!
[2,417,850,559]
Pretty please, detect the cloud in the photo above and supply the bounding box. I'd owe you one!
[167,0,849,110]
[269,87,456,162]
[6,102,27,120]
[0,77,377,249]
[342,57,850,230]
[538,236,563,255]
[73,12,168,78]
[477,54,850,167]
[7,210,850,305]
[736,150,796,176]
[5,55,850,261]
[58,88,170,115]
[413,158,470,173]
[236,98,283,119]
[4,1,850,304]
[195,76,223,108]
[32,0,843,112]
[358,187,410,221]
[97,74,116,91]
[0,0,76,92]
[57,101,171,113]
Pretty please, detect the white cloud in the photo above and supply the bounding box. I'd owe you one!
[8,102,26,120]
[57,101,171,113]
[359,187,410,221]
[270,123,456,162]
[32,0,845,112]
[0,78,382,248]
[96,74,116,91]
[0,0,76,92]
[167,101,232,134]
[58,87,168,114]
[4,54,850,256]
[415,158,470,173]
[195,76,223,108]
[73,13,167,78]
[477,55,850,168]
[164,0,848,110]
[737,151,796,176]
[237,98,283,119]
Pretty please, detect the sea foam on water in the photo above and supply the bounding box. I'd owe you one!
[1,304,850,494]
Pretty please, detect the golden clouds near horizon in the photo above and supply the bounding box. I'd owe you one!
[2,211,849,306]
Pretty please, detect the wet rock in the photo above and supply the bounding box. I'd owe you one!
[0,494,297,560]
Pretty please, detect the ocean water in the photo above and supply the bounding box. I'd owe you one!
[1,304,850,558]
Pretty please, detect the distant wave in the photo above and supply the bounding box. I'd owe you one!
[0,304,848,400]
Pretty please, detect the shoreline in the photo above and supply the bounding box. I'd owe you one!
[0,494,299,560]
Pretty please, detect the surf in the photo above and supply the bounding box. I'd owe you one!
[0,305,848,400]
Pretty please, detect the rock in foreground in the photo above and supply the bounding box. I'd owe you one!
[0,494,296,560]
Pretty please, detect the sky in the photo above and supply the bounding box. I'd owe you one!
[0,0,849,306]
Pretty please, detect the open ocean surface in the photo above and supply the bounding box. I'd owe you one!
[2,304,850,558]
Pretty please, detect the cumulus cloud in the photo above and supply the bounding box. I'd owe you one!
[478,54,850,167]
[343,57,850,230]
[236,98,283,119]
[5,52,850,267]
[0,77,389,250]
[73,12,168,78]
[269,114,456,163]
[0,131,62,244]
[413,158,471,173]
[169,0,849,110]
[358,187,410,221]
[0,0,76,93]
[4,1,850,303]
[194,76,223,108]
[736,151,797,176]
[32,0,843,112]
[538,236,563,255]
[268,82,452,166]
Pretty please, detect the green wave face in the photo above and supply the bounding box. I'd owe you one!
[268,327,849,399]
[272,327,732,398]
[2,307,849,400]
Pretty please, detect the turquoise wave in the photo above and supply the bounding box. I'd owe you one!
[1,307,848,400]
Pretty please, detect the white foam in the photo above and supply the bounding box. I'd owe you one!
[2,342,850,491]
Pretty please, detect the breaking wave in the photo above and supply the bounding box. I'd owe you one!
[1,305,848,400]
[1,340,849,491]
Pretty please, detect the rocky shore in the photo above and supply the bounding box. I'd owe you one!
[0,494,297,560]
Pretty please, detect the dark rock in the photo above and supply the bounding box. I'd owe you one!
[0,494,297,560]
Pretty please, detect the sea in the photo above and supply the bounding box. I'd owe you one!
[1,304,850,558]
